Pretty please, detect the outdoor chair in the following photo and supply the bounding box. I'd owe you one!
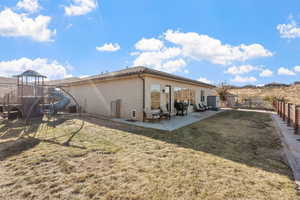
[160,106,171,120]
[194,104,205,112]
[199,102,208,110]
[144,108,161,121]
[202,102,210,110]
[183,103,189,113]
[175,102,183,116]
[175,102,188,116]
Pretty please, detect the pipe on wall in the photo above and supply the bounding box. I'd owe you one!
[138,74,145,122]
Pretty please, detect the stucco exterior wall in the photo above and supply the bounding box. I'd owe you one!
[144,76,215,112]
[66,77,143,121]
[64,74,215,122]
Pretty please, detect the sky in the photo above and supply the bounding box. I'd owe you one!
[1,0,300,86]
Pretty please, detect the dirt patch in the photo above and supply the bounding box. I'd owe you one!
[0,137,40,161]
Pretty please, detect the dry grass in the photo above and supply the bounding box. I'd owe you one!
[0,111,299,200]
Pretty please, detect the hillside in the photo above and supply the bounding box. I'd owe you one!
[229,84,300,105]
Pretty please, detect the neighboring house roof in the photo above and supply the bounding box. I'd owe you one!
[45,77,81,86]
[0,77,17,99]
[62,66,215,88]
[0,76,17,85]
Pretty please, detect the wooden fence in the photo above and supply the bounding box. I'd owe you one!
[273,100,300,133]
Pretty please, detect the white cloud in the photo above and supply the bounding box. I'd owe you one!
[231,75,257,83]
[259,69,273,77]
[17,0,41,13]
[96,43,120,52]
[164,30,272,65]
[132,30,272,73]
[277,18,300,39]
[130,52,140,56]
[64,0,97,16]
[0,57,72,80]
[198,77,212,84]
[135,38,164,51]
[277,67,296,76]
[158,59,186,73]
[294,65,300,72]
[0,8,55,42]
[225,64,260,75]
[133,47,182,72]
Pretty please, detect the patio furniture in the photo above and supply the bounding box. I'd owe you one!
[144,109,161,121]
[194,104,205,112]
[160,106,171,120]
[175,102,188,116]
[202,102,210,110]
[199,102,208,110]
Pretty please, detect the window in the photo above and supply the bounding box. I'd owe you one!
[151,84,161,110]
[174,87,195,105]
[174,87,183,103]
[189,89,196,105]
[162,86,170,111]
[201,90,205,102]
[182,88,189,104]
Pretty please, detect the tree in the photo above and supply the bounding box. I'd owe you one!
[217,82,230,101]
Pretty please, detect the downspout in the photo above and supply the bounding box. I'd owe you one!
[138,73,145,122]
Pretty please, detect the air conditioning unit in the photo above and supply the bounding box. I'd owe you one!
[130,109,137,121]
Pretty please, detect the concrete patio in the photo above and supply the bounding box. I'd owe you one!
[113,109,224,131]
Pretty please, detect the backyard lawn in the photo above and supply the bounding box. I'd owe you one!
[0,110,299,200]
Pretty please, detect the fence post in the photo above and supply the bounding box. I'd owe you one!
[282,101,285,119]
[281,101,284,118]
[280,101,283,118]
[283,102,286,121]
[295,105,300,135]
[288,103,292,126]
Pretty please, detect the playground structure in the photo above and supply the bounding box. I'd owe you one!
[0,70,74,121]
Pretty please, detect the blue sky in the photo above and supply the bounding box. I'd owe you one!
[1,0,300,86]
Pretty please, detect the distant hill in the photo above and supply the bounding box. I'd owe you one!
[263,82,289,88]
[229,84,300,105]
[228,82,291,89]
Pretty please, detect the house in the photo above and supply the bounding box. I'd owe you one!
[62,66,217,121]
[0,76,17,104]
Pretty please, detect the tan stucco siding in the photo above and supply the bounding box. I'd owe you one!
[66,78,143,121]
[144,76,215,112]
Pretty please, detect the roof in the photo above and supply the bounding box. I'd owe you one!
[45,77,81,86]
[14,70,47,78]
[0,76,17,85]
[63,66,215,88]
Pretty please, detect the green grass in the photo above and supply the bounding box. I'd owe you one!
[0,111,299,200]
